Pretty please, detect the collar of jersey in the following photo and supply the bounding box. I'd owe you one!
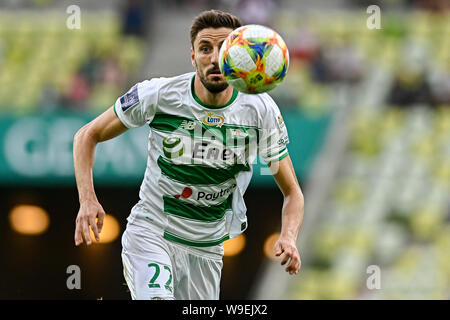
[191,74,238,110]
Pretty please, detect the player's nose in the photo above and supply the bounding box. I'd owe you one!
[211,46,220,65]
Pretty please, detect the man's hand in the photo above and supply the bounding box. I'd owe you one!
[274,236,301,275]
[74,199,105,246]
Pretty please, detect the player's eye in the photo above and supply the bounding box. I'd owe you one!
[200,46,210,53]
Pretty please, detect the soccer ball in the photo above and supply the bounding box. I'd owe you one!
[219,24,289,94]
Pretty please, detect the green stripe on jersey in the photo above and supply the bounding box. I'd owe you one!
[157,156,249,185]
[266,147,288,159]
[163,194,231,221]
[277,149,289,161]
[163,231,230,247]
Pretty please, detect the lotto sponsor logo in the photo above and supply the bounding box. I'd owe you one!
[202,112,225,127]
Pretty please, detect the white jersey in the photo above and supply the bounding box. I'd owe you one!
[114,72,289,249]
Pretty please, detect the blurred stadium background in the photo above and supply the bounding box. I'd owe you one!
[0,0,449,299]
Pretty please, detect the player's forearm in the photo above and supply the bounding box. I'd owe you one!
[280,188,304,241]
[73,125,99,204]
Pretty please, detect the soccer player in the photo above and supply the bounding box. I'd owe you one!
[73,9,304,300]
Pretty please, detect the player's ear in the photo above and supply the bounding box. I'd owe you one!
[190,47,196,69]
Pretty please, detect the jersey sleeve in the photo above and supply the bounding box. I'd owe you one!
[114,78,160,128]
[258,94,290,164]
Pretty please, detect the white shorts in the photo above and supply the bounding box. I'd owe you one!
[121,223,224,300]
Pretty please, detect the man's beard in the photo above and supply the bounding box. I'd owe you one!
[198,70,229,94]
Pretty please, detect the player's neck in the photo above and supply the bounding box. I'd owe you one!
[194,74,234,107]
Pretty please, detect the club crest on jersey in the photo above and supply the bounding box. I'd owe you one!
[163,136,184,159]
[202,112,225,127]
[229,128,248,138]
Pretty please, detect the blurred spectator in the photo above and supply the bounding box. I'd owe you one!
[101,57,126,88]
[325,43,364,83]
[79,55,102,87]
[290,28,320,62]
[290,31,362,85]
[388,69,433,107]
[308,43,364,84]
[60,53,127,111]
[388,41,435,107]
[61,72,91,111]
[121,0,151,37]
[235,0,277,26]
[309,48,332,84]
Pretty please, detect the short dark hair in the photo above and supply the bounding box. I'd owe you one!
[190,10,242,48]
